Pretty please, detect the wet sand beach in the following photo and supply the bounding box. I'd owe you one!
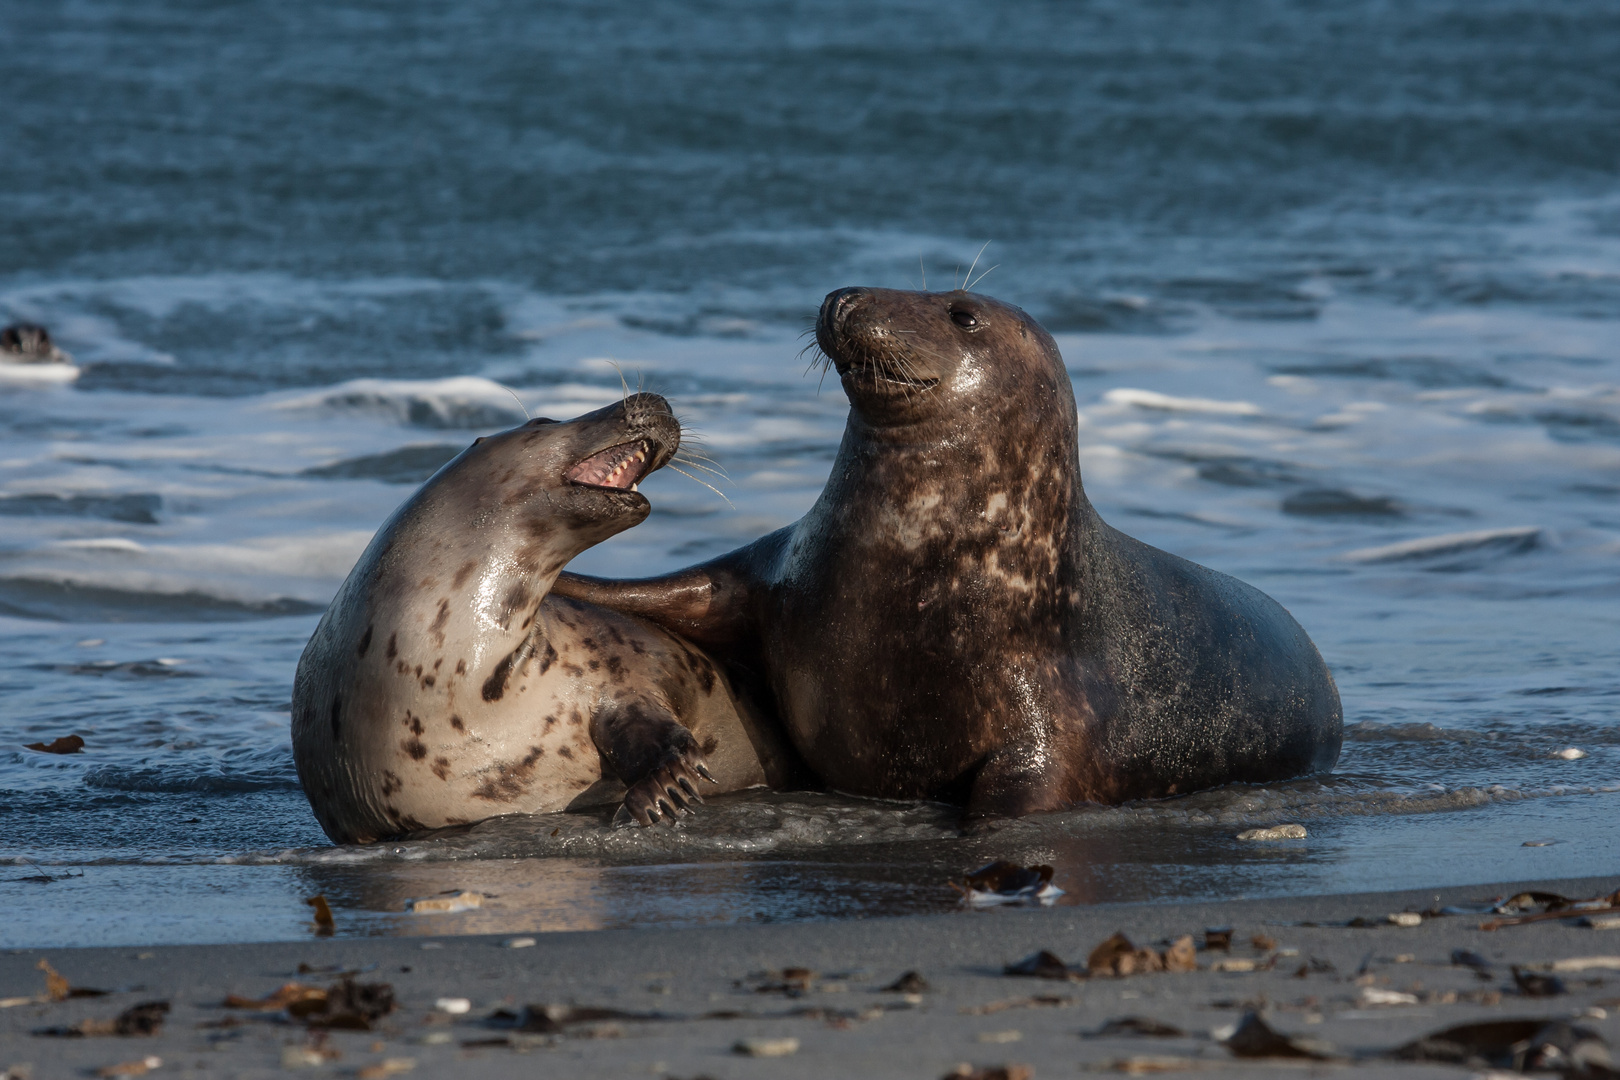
[5,875,1618,1079]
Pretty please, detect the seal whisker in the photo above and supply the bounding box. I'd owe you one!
[494,383,530,421]
[919,255,927,291]
[967,263,1000,291]
[665,463,735,508]
[962,241,991,292]
[672,455,730,481]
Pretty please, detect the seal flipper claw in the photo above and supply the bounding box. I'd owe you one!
[696,763,718,784]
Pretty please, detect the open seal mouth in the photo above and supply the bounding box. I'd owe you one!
[566,440,654,491]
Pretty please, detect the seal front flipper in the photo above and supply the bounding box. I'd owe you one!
[552,527,790,648]
[963,739,1092,823]
[591,695,716,826]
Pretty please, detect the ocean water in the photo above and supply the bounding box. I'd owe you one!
[2,0,1618,947]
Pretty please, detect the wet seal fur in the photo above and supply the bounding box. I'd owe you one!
[292,394,795,843]
[554,288,1342,817]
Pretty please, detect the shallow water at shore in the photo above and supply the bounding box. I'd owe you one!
[3,0,1619,946]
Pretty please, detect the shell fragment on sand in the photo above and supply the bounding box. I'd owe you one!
[433,997,470,1014]
[406,891,482,914]
[1388,912,1423,927]
[733,1037,799,1057]
[1236,824,1307,841]
[1360,987,1421,1006]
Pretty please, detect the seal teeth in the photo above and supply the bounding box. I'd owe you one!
[566,440,652,490]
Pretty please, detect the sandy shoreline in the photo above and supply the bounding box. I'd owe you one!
[4,875,1619,1079]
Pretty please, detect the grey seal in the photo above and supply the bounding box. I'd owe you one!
[291,394,793,843]
[553,288,1342,817]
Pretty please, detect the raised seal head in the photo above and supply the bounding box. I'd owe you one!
[816,287,1075,442]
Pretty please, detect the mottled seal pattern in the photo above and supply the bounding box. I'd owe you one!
[554,288,1343,817]
[292,394,795,844]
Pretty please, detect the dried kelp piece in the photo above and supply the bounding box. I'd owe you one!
[305,894,336,936]
[1497,891,1576,914]
[1512,966,1569,997]
[883,971,930,994]
[943,1065,1033,1080]
[964,995,1074,1016]
[1004,950,1080,980]
[952,861,1064,907]
[1089,934,1162,977]
[1222,1011,1340,1061]
[33,1001,169,1038]
[745,967,818,996]
[1091,1057,1196,1075]
[1394,1018,1616,1076]
[223,982,327,1013]
[1089,1017,1186,1038]
[28,959,109,1002]
[305,978,396,1030]
[24,735,84,754]
[1481,885,1620,931]
[114,1003,169,1036]
[1203,928,1233,951]
[1161,937,1197,973]
[1088,933,1198,977]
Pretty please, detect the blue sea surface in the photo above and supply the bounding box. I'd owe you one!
[1,0,1617,946]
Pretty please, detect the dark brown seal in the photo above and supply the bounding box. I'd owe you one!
[291,394,797,843]
[553,288,1342,817]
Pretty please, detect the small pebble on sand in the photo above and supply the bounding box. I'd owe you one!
[1388,912,1423,927]
[503,937,536,949]
[977,1030,1022,1043]
[433,997,470,1014]
[1235,824,1307,841]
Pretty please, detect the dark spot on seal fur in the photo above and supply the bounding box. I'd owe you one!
[415,664,422,678]
[470,745,546,801]
[452,560,476,590]
[330,695,342,741]
[538,640,557,674]
[396,661,408,675]
[449,714,465,733]
[482,652,515,702]
[380,770,403,796]
[455,659,466,675]
[430,598,450,644]
[422,675,435,688]
[386,632,397,660]
[482,631,545,702]
[356,625,373,658]
[402,737,428,760]
[557,745,574,760]
[701,736,719,755]
[409,715,424,736]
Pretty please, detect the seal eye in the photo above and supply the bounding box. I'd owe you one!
[950,308,979,329]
